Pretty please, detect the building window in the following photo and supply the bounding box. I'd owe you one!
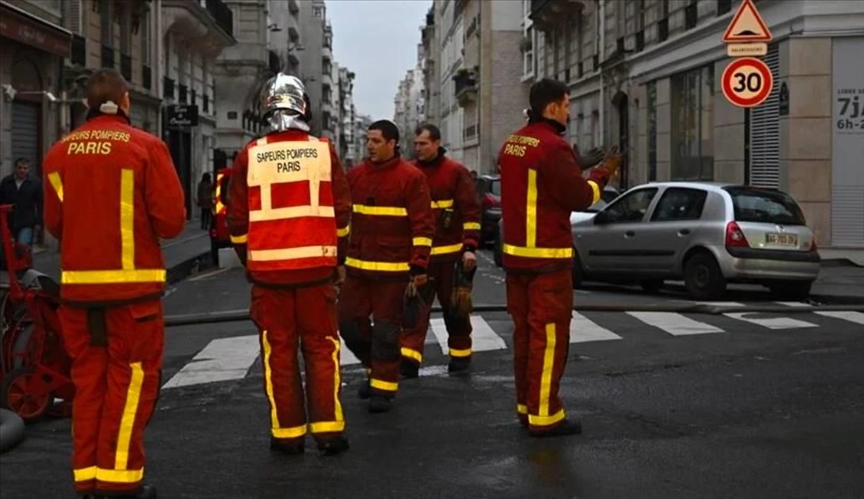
[141,11,150,65]
[647,81,657,181]
[100,0,113,43]
[591,110,600,148]
[522,26,534,78]
[670,64,714,180]
[313,6,324,18]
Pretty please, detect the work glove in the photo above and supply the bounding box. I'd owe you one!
[404,273,433,330]
[573,144,606,169]
[450,258,475,322]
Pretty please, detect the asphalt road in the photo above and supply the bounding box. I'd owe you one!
[2,252,864,499]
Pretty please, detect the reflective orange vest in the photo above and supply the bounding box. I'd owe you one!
[245,135,337,271]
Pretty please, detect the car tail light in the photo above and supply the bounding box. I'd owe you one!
[809,235,818,252]
[725,222,749,248]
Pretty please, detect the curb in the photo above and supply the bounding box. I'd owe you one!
[166,250,215,285]
[164,302,864,327]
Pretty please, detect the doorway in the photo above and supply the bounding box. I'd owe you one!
[165,125,192,221]
[614,91,630,190]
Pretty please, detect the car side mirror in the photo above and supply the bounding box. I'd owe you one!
[594,211,609,225]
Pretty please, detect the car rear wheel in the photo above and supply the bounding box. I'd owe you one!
[768,281,813,301]
[684,252,726,300]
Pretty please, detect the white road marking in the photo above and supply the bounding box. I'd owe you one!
[188,267,232,282]
[340,337,361,366]
[814,311,864,326]
[429,316,507,355]
[162,334,261,389]
[569,312,622,343]
[628,311,724,336]
[724,312,818,330]
[692,301,746,307]
[774,301,812,308]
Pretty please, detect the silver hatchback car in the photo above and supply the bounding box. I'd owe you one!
[572,182,821,300]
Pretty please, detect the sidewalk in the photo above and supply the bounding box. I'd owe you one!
[31,222,212,285]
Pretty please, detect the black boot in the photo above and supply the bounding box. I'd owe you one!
[270,437,305,455]
[368,395,392,413]
[529,419,583,438]
[400,359,419,379]
[317,436,350,456]
[448,356,471,373]
[357,382,371,399]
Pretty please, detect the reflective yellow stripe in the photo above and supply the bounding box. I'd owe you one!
[120,169,135,270]
[230,234,248,244]
[432,199,454,209]
[463,222,481,231]
[115,362,144,470]
[539,323,555,417]
[345,257,410,272]
[326,337,344,431]
[401,347,422,362]
[74,466,97,482]
[48,172,64,202]
[272,425,308,439]
[528,408,566,427]
[309,421,345,433]
[337,225,350,237]
[61,269,166,284]
[502,244,572,259]
[353,204,407,216]
[95,467,144,484]
[517,404,528,415]
[214,173,224,213]
[449,347,472,358]
[431,243,462,255]
[526,169,538,247]
[248,245,337,262]
[261,330,281,430]
[413,237,432,246]
[588,180,601,205]
[249,205,335,221]
[369,378,398,392]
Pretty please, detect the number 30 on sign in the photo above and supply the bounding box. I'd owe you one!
[722,57,773,108]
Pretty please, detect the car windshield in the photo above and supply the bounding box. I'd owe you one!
[724,187,806,225]
[489,180,501,196]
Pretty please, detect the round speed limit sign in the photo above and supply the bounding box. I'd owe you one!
[722,57,773,108]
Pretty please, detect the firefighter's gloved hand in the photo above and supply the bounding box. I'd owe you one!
[573,144,606,169]
[600,145,623,179]
[462,250,477,272]
[336,265,346,286]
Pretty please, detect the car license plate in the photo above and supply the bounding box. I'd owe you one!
[766,233,798,247]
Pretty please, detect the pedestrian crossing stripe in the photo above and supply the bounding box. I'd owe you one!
[160,309,864,390]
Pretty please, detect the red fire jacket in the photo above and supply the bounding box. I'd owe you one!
[498,120,609,273]
[42,114,186,303]
[345,156,435,278]
[227,130,351,287]
[414,153,481,262]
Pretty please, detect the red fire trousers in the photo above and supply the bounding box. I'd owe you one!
[59,300,164,496]
[505,268,573,432]
[249,283,345,446]
[337,276,405,397]
[401,261,472,366]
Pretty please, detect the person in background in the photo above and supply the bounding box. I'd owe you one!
[196,173,213,230]
[0,157,43,246]
[42,68,186,499]
[498,78,621,438]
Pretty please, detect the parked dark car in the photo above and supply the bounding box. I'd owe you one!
[475,174,500,247]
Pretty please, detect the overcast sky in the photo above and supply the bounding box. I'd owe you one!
[327,0,432,121]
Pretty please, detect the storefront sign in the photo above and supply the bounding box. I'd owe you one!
[166,105,199,128]
[0,2,71,58]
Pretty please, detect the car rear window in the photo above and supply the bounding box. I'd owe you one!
[489,180,501,196]
[724,187,806,225]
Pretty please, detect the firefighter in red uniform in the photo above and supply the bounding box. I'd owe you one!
[339,120,435,413]
[498,78,620,437]
[42,69,186,499]
[227,74,351,455]
[400,124,481,378]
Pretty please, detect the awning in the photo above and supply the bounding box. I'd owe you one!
[0,1,72,58]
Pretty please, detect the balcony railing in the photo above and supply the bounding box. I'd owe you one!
[205,0,233,37]
[71,35,86,66]
[163,77,175,100]
[530,0,584,29]
[454,70,477,105]
[142,65,152,90]
[101,44,115,69]
[121,54,132,81]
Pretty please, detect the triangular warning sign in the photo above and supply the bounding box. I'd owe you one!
[722,0,772,43]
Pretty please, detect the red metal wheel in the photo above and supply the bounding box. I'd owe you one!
[0,367,51,422]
